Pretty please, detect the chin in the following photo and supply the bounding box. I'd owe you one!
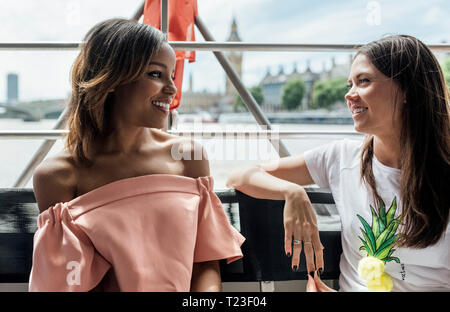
[142,120,166,129]
[354,125,378,137]
[353,123,367,134]
[145,118,167,129]
[153,123,166,129]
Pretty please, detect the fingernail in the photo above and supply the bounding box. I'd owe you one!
[293,265,297,271]
[318,268,323,277]
[309,271,315,278]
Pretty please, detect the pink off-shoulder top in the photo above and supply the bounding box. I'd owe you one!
[28,174,245,292]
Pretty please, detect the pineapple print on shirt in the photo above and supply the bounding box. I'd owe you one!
[357,197,402,263]
[356,197,403,291]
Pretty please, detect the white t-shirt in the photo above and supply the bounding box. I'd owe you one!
[304,139,450,292]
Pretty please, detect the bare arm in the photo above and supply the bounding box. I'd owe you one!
[190,261,222,292]
[181,139,222,291]
[181,139,210,178]
[226,154,324,275]
[33,154,77,213]
[226,154,315,200]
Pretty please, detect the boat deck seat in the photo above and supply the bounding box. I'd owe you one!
[0,188,342,285]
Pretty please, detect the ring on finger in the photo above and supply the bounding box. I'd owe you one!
[293,239,302,245]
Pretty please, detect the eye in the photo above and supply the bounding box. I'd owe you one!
[147,71,162,78]
[359,78,370,84]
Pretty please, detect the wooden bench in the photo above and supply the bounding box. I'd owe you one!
[0,188,342,286]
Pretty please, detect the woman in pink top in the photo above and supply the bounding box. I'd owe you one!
[29,18,245,292]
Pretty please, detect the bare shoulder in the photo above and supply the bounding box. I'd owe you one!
[149,129,210,178]
[168,136,210,178]
[33,150,78,213]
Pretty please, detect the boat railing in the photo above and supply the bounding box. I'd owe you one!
[0,129,363,140]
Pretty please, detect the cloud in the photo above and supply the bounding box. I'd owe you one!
[0,0,143,101]
[188,0,450,93]
[1,0,449,101]
[422,7,443,25]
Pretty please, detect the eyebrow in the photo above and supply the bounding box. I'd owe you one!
[148,62,175,73]
[148,61,167,68]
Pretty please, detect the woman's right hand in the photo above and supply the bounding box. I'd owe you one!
[306,272,337,292]
[283,186,324,275]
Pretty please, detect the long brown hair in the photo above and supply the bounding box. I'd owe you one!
[358,35,450,248]
[65,18,166,165]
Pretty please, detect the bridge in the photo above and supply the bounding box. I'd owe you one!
[0,99,67,121]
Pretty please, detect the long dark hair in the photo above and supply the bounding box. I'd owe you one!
[65,18,166,165]
[358,35,450,248]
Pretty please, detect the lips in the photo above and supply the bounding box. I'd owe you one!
[350,105,368,115]
[151,98,172,112]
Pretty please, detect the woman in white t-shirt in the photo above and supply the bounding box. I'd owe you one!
[226,35,449,292]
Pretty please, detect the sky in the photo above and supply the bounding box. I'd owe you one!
[0,0,449,102]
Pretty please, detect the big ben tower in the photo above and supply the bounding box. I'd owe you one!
[225,17,243,96]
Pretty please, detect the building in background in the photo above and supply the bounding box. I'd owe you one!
[178,72,221,113]
[259,62,320,112]
[178,17,244,114]
[435,40,450,64]
[7,73,19,105]
[320,56,354,80]
[259,55,352,112]
[178,17,353,115]
[224,16,243,97]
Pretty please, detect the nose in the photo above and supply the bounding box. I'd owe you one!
[345,87,359,103]
[164,79,177,96]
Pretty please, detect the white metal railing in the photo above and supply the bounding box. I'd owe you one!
[1,41,449,52]
[0,130,363,140]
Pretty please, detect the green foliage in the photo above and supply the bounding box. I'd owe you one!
[234,86,264,112]
[281,79,306,111]
[442,58,450,89]
[311,77,348,110]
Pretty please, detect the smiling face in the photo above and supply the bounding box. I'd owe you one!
[345,54,405,138]
[112,42,177,129]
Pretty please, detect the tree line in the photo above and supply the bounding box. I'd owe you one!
[234,77,347,111]
[235,57,450,112]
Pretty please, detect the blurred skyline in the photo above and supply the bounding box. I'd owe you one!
[0,0,449,102]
